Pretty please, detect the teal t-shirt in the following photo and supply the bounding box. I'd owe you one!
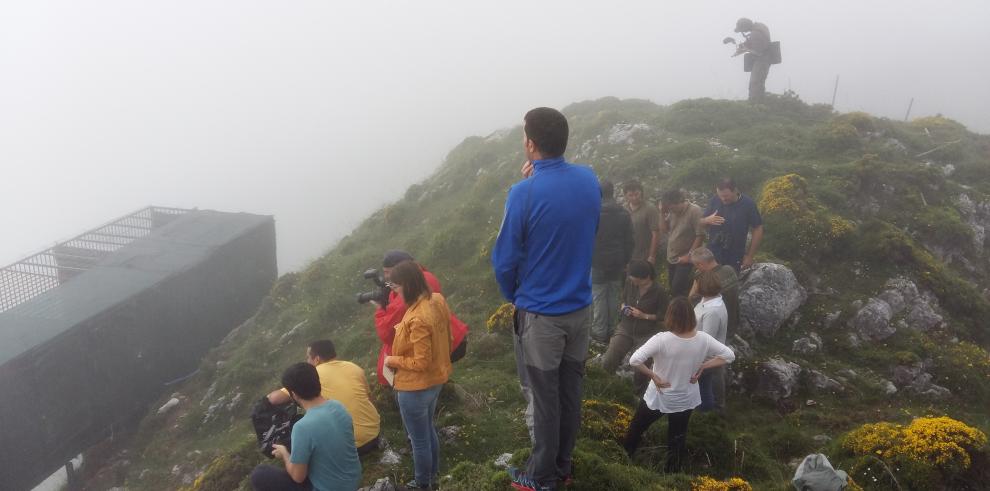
[290,400,362,491]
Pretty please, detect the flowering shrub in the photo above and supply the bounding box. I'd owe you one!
[580,399,633,441]
[690,476,753,491]
[486,303,514,333]
[758,174,855,260]
[841,416,987,487]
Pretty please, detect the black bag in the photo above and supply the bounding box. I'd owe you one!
[251,396,302,457]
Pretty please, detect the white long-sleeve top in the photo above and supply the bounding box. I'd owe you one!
[695,295,728,343]
[629,330,736,413]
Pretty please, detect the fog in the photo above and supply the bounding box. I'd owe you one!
[2,1,988,272]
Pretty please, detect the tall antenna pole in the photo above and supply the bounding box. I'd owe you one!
[830,75,840,109]
[904,98,915,121]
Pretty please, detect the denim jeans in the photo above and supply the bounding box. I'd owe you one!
[698,366,726,412]
[250,465,312,491]
[397,384,443,487]
[591,280,622,342]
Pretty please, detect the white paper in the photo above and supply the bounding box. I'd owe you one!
[382,363,396,386]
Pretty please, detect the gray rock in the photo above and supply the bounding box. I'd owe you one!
[359,477,397,491]
[813,434,832,444]
[878,277,919,315]
[756,357,802,401]
[881,380,898,395]
[379,449,402,465]
[904,298,945,332]
[892,364,951,399]
[739,263,808,338]
[850,298,895,341]
[837,369,858,379]
[807,369,844,393]
[792,333,824,354]
[729,334,755,359]
[494,453,513,469]
[439,425,462,443]
[157,398,180,416]
[823,311,842,329]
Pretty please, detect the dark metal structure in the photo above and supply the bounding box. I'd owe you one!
[0,207,277,491]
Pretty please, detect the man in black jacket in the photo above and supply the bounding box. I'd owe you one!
[591,179,634,343]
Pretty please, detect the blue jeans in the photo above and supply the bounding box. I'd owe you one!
[397,384,443,487]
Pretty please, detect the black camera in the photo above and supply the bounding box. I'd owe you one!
[356,268,390,307]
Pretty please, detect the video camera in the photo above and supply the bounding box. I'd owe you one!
[356,268,390,307]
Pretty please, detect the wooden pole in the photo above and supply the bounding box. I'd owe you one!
[904,98,915,121]
[830,75,840,109]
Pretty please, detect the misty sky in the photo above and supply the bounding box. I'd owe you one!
[2,1,988,272]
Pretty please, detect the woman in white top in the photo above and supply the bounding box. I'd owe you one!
[694,270,728,412]
[622,296,736,472]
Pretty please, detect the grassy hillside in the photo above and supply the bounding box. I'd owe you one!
[88,95,990,490]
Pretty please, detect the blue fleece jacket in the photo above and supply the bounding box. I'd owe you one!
[492,157,601,315]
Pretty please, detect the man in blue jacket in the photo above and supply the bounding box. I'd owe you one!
[492,107,601,491]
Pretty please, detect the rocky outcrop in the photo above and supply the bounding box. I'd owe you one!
[755,357,802,401]
[849,278,945,342]
[806,369,844,394]
[956,193,990,251]
[892,363,952,399]
[739,263,807,338]
[792,333,824,355]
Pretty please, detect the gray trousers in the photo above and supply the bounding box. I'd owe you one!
[749,58,771,102]
[591,280,622,343]
[514,306,590,486]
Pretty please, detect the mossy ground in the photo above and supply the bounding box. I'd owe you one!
[80,94,990,490]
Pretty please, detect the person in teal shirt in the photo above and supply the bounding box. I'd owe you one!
[251,363,362,491]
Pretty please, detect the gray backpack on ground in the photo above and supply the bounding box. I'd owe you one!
[792,453,849,491]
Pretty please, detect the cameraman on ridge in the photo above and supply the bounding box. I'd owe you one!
[370,250,467,387]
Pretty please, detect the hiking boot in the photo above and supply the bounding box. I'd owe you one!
[508,467,554,491]
[403,479,437,490]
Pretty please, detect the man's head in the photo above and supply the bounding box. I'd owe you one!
[660,189,687,213]
[689,247,719,272]
[306,339,337,365]
[523,107,569,161]
[281,362,322,403]
[382,250,414,281]
[623,180,644,207]
[715,177,740,204]
[735,18,754,33]
[600,179,615,201]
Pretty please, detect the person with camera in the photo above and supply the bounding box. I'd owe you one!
[701,178,764,272]
[602,260,666,396]
[250,363,362,491]
[368,250,467,387]
[265,340,381,455]
[382,261,453,490]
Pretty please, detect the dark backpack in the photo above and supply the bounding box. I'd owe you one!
[251,396,302,457]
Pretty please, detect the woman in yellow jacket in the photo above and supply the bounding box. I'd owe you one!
[383,261,453,490]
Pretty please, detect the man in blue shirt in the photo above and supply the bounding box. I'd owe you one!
[702,178,764,271]
[492,107,601,491]
[250,363,362,491]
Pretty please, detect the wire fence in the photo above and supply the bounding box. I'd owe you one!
[0,206,191,313]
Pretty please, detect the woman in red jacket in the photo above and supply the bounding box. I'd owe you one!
[373,250,468,386]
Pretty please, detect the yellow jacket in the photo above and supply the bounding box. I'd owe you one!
[391,292,453,391]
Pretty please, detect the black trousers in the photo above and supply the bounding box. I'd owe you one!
[668,263,694,298]
[622,399,692,473]
[250,465,312,491]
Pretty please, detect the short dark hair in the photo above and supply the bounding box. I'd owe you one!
[308,339,336,360]
[695,270,723,298]
[524,108,568,158]
[664,297,697,334]
[627,259,655,280]
[383,250,415,268]
[623,180,643,194]
[716,178,737,191]
[660,189,686,205]
[390,261,431,305]
[601,179,615,200]
[281,362,322,400]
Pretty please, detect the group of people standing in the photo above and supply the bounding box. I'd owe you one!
[493,107,766,490]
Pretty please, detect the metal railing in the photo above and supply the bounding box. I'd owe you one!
[0,206,192,313]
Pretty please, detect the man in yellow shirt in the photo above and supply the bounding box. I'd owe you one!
[267,340,382,455]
